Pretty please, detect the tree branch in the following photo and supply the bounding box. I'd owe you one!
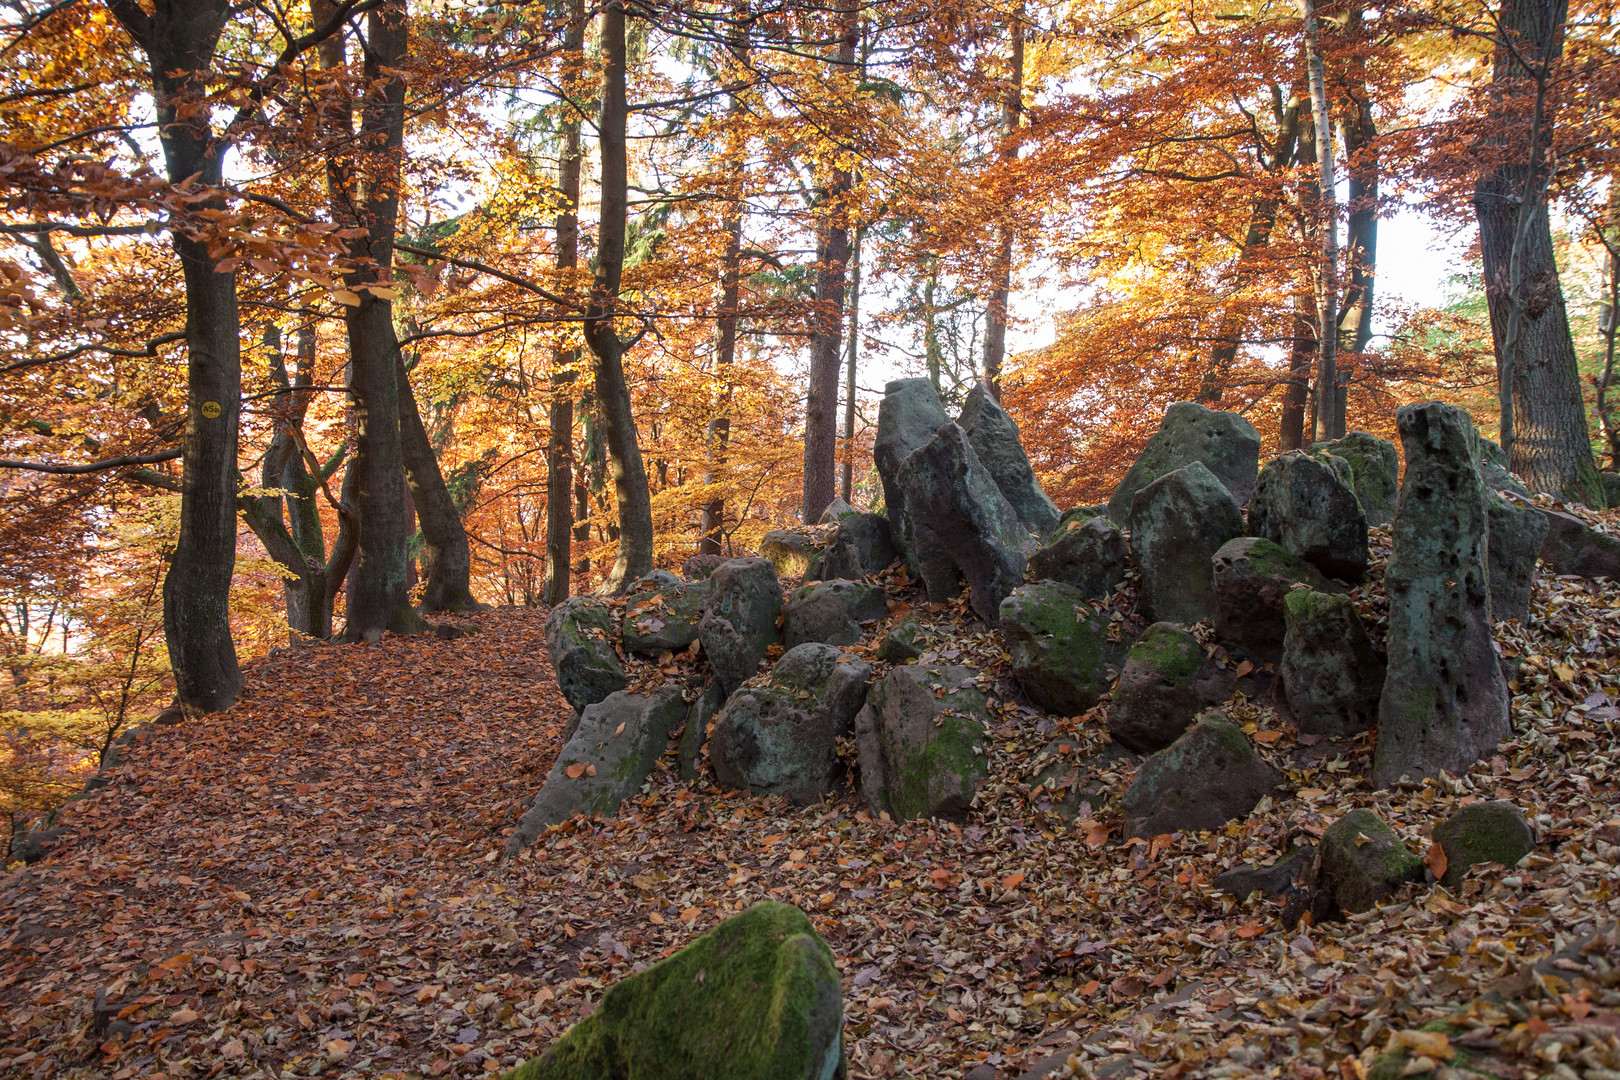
[0,447,180,475]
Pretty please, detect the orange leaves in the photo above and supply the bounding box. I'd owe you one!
[563,762,597,779]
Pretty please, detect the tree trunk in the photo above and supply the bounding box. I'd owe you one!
[1281,289,1317,451]
[1335,8,1379,375]
[981,2,1024,398]
[1301,0,1342,441]
[397,351,482,612]
[583,0,654,592]
[1596,191,1619,472]
[842,221,866,502]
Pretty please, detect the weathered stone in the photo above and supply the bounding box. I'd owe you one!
[1050,505,1111,543]
[1107,401,1262,523]
[1121,712,1281,839]
[1211,536,1338,657]
[854,664,991,822]
[1486,493,1547,623]
[1027,516,1127,599]
[678,683,724,784]
[1128,460,1246,625]
[500,901,844,1080]
[1314,431,1399,527]
[682,553,726,580]
[1000,582,1129,715]
[17,826,66,865]
[1432,800,1533,888]
[804,513,898,582]
[1248,451,1369,581]
[876,619,931,664]
[819,497,858,523]
[1280,590,1384,737]
[1316,809,1423,915]
[1214,845,1315,899]
[709,644,871,804]
[698,558,784,695]
[633,570,683,590]
[1604,472,1620,510]
[958,382,1061,537]
[545,597,628,713]
[782,579,888,649]
[508,687,687,851]
[621,580,709,655]
[1479,438,1531,497]
[1536,505,1620,581]
[1374,402,1510,788]
[894,422,1034,623]
[759,529,817,580]
[1107,622,1235,753]
[875,378,950,535]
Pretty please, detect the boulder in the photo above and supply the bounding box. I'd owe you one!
[1314,431,1399,527]
[999,582,1128,715]
[1107,622,1234,752]
[1536,505,1620,581]
[1107,401,1261,523]
[621,580,709,655]
[1211,536,1338,657]
[1050,504,1111,542]
[876,619,932,664]
[1316,809,1423,915]
[633,570,683,590]
[698,558,784,695]
[1374,402,1510,788]
[1025,740,1126,822]
[500,901,843,1080]
[1604,472,1620,510]
[709,644,872,804]
[875,377,950,535]
[678,683,724,784]
[1213,845,1315,899]
[545,597,628,713]
[1479,437,1531,497]
[1279,590,1384,737]
[759,529,817,580]
[819,497,858,523]
[958,382,1061,537]
[1431,800,1533,887]
[1121,712,1280,839]
[508,687,687,851]
[1247,451,1369,581]
[1027,516,1128,599]
[803,512,898,582]
[17,826,66,865]
[782,579,888,649]
[682,553,727,580]
[854,664,991,822]
[1485,493,1547,623]
[1127,460,1246,625]
[894,422,1034,623]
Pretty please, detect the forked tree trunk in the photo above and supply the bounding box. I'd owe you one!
[397,352,481,611]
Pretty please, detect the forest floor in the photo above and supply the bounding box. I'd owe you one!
[4,527,1620,1080]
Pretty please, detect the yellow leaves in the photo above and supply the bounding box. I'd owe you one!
[1385,1028,1452,1060]
[332,289,363,307]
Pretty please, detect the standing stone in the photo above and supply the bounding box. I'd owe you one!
[1127,460,1245,625]
[759,529,817,580]
[876,619,932,664]
[1314,431,1399,527]
[1107,402,1261,523]
[854,664,991,822]
[1280,590,1384,737]
[1107,622,1234,752]
[1374,402,1510,788]
[782,579,889,649]
[1120,712,1280,839]
[709,644,872,804]
[1315,809,1423,914]
[621,580,709,655]
[678,683,724,783]
[1051,505,1111,541]
[874,378,950,533]
[1479,437,1531,497]
[1211,536,1337,657]
[545,597,628,713]
[682,553,726,580]
[958,382,1061,537]
[894,423,1034,623]
[1000,582,1129,715]
[819,497,858,523]
[1028,516,1128,599]
[1485,493,1547,623]
[1536,506,1620,581]
[1431,800,1534,887]
[1247,451,1369,581]
[804,512,898,581]
[698,558,784,695]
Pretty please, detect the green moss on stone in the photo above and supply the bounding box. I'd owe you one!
[893,706,984,821]
[1128,624,1203,685]
[1432,801,1532,887]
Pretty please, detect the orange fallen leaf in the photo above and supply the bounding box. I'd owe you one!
[680,907,701,921]
[585,763,597,776]
[1002,872,1025,890]
[168,1008,199,1025]
[564,763,586,779]
[1424,842,1448,882]
[1234,659,1254,677]
[1235,922,1266,939]
[1086,824,1110,847]
[1253,730,1283,743]
[649,911,664,924]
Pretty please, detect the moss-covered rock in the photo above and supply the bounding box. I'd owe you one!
[1027,516,1127,599]
[875,618,932,664]
[1279,589,1384,737]
[545,597,628,713]
[698,558,785,695]
[621,580,709,655]
[1211,536,1338,658]
[854,664,990,822]
[1107,401,1261,524]
[502,901,844,1080]
[1048,505,1110,543]
[1107,622,1234,752]
[1121,712,1280,838]
[803,513,898,582]
[1127,460,1246,625]
[782,579,889,649]
[1248,450,1369,581]
[1318,808,1423,915]
[760,529,818,580]
[999,582,1129,716]
[1431,800,1533,887]
[1313,431,1399,527]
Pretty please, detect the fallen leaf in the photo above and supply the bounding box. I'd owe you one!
[564,763,587,779]
[1423,842,1448,881]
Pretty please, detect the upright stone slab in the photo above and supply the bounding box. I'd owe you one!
[1247,451,1369,581]
[1374,402,1510,788]
[1280,590,1384,737]
[894,423,1033,623]
[1107,402,1261,523]
[1000,582,1128,715]
[759,529,816,580]
[698,558,784,695]
[803,512,897,582]
[1485,493,1547,623]
[1127,460,1245,625]
[1479,438,1531,497]
[545,597,628,713]
[1314,431,1399,527]
[678,683,724,783]
[874,378,950,536]
[958,382,1061,537]
[1027,516,1128,599]
[1211,536,1337,657]
[854,664,991,822]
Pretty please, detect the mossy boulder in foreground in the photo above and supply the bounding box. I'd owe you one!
[502,901,845,1080]
[1317,808,1423,915]
[1431,800,1533,888]
[545,597,628,713]
[1121,712,1280,838]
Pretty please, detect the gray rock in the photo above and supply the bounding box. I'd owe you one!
[1431,800,1533,887]
[678,682,724,783]
[621,580,709,655]
[804,512,898,582]
[1479,438,1532,497]
[1211,536,1338,657]
[759,529,817,580]
[1000,582,1129,715]
[1486,493,1547,623]
[1107,401,1262,523]
[876,619,932,664]
[1050,505,1111,543]
[710,644,872,804]
[819,497,858,523]
[1316,809,1422,915]
[698,558,784,695]
[632,569,683,590]
[1121,712,1281,839]
[854,664,991,822]
[545,597,628,713]
[1127,460,1246,625]
[958,382,1061,537]
[1107,622,1234,752]
[1536,505,1620,581]
[894,422,1034,623]
[1314,431,1399,527]
[1025,739,1124,822]
[1028,516,1128,599]
[782,579,888,649]
[682,553,726,580]
[1214,845,1315,899]
[1280,590,1384,737]
[875,378,950,538]
[18,826,66,865]
[1248,451,1369,581]
[1374,402,1510,788]
[507,686,687,851]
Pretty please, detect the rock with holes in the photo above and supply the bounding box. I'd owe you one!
[1280,590,1384,737]
[854,664,991,822]
[1107,622,1235,753]
[698,558,784,695]
[1128,461,1246,625]
[958,382,1060,537]
[1027,516,1128,599]
[782,579,889,649]
[1211,536,1338,657]
[621,580,709,655]
[1107,402,1261,523]
[1247,450,1369,581]
[875,378,951,537]
[1314,431,1400,527]
[546,597,628,713]
[1121,712,1281,839]
[1000,582,1130,716]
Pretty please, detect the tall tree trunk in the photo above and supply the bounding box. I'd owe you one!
[1301,0,1342,441]
[1473,0,1602,502]
[801,0,861,525]
[1281,289,1317,451]
[583,0,654,591]
[1335,6,1379,387]
[1596,192,1619,473]
[842,221,866,503]
[981,1,1024,398]
[397,352,482,611]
